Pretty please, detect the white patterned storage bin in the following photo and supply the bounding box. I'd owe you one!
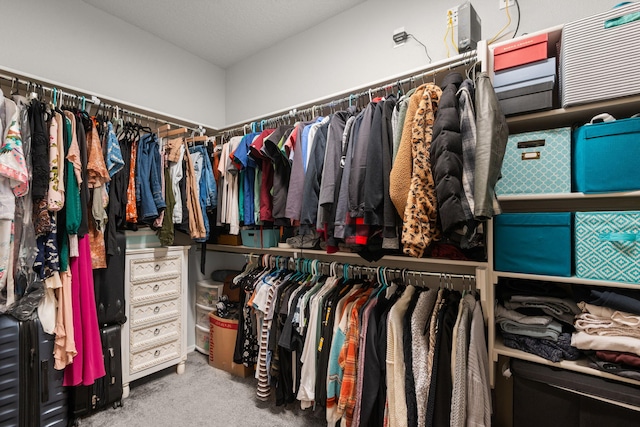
[575,211,640,284]
[561,3,640,107]
[495,127,571,195]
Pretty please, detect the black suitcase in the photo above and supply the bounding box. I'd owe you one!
[0,315,20,426]
[68,324,123,422]
[93,231,126,326]
[0,314,68,427]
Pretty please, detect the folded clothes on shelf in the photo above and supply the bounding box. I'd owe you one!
[502,331,581,363]
[571,331,640,356]
[574,302,640,339]
[504,295,580,326]
[498,318,563,341]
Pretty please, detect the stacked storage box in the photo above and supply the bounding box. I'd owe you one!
[240,228,280,248]
[573,115,640,194]
[195,280,224,354]
[493,33,557,115]
[495,127,572,196]
[494,212,573,277]
[575,211,640,284]
[561,2,640,108]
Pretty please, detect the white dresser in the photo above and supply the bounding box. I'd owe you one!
[122,245,189,398]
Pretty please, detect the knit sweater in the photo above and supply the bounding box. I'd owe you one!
[410,290,438,427]
[386,285,416,427]
[450,294,474,427]
[466,299,491,427]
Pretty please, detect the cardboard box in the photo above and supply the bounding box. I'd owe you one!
[499,90,554,116]
[216,234,243,246]
[495,75,555,101]
[494,33,548,71]
[493,58,556,89]
[208,314,253,377]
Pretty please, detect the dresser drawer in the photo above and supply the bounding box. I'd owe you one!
[130,298,180,329]
[129,254,181,282]
[130,319,180,351]
[130,276,181,305]
[130,340,180,374]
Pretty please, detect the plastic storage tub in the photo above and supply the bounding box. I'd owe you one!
[195,281,224,307]
[195,324,210,354]
[196,304,214,329]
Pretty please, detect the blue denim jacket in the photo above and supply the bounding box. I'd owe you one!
[136,133,166,222]
[189,145,217,241]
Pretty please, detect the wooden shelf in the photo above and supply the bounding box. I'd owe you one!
[493,271,640,290]
[497,191,640,213]
[205,244,487,274]
[493,336,640,388]
[498,191,640,202]
[505,94,640,134]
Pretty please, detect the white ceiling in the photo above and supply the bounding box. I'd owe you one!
[82,0,366,69]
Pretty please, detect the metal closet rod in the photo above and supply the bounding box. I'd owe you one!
[0,72,205,134]
[218,51,478,137]
[246,253,475,281]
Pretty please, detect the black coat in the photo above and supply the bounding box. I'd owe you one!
[430,73,466,235]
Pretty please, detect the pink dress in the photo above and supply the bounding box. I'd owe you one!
[63,235,106,386]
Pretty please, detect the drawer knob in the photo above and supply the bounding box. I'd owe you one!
[153,284,160,292]
[154,350,161,357]
[154,328,160,336]
[153,306,160,314]
[154,264,161,272]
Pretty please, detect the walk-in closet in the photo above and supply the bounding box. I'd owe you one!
[1,1,639,426]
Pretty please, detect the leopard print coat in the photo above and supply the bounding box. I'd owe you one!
[402,83,442,258]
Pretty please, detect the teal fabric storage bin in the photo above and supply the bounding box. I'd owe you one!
[575,211,640,284]
[241,228,280,248]
[496,127,571,195]
[573,116,640,193]
[494,213,573,277]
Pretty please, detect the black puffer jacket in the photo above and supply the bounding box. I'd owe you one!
[430,72,466,235]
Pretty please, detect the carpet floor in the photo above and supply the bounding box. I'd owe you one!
[79,352,326,427]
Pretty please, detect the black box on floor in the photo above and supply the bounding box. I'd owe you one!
[511,359,640,427]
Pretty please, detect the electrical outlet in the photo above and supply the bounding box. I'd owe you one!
[499,0,515,9]
[393,26,407,46]
[447,7,458,26]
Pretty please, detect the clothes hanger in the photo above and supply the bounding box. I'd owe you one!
[10,78,19,96]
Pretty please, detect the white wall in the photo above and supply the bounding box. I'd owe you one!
[187,249,245,351]
[0,0,226,129]
[225,0,618,125]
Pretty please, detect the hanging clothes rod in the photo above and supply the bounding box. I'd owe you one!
[0,71,206,134]
[218,50,478,137]
[246,253,476,281]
